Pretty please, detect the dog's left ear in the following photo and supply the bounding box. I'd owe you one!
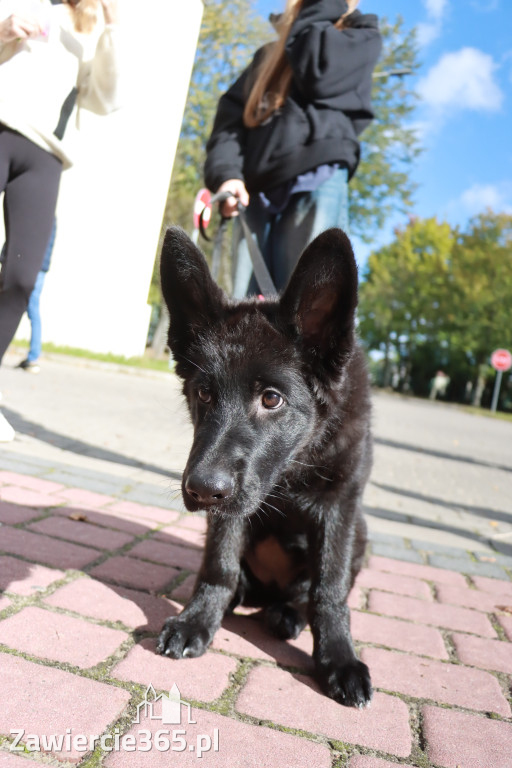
[279,228,358,370]
[160,227,225,353]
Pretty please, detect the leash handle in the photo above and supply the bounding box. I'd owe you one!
[198,189,277,297]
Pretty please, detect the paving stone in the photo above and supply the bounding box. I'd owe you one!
[170,573,196,602]
[370,543,424,564]
[349,758,416,768]
[361,647,511,716]
[108,500,180,525]
[27,515,134,551]
[451,632,512,674]
[0,556,65,596]
[90,556,179,592]
[105,707,331,768]
[155,525,204,549]
[0,753,41,766]
[423,705,512,768]
[177,514,207,532]
[474,550,512,568]
[0,525,100,569]
[128,539,202,572]
[367,555,467,586]
[55,504,156,535]
[351,611,448,659]
[48,469,131,498]
[471,575,512,597]
[435,582,512,613]
[212,614,314,671]
[428,555,507,579]
[45,577,181,631]
[367,531,406,546]
[0,606,128,668]
[348,585,363,609]
[123,486,185,511]
[0,653,130,762]
[0,486,65,508]
[355,567,433,600]
[0,471,65,495]
[0,500,42,524]
[497,613,512,642]
[113,639,237,703]
[368,590,497,638]
[0,595,11,611]
[57,487,116,508]
[237,666,411,757]
[410,539,473,557]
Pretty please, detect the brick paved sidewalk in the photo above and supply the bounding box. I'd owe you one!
[0,470,511,767]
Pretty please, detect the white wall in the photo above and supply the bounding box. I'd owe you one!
[15,0,203,357]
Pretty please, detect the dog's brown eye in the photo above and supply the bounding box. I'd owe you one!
[262,390,283,409]
[198,388,212,404]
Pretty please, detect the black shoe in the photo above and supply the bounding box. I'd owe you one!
[17,359,40,374]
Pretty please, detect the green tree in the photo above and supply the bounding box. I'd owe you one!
[359,216,454,388]
[449,212,512,405]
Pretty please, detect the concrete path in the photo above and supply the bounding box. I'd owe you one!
[0,350,511,767]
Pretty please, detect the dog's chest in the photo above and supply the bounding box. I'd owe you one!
[244,535,304,589]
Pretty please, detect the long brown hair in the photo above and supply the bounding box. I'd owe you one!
[243,0,359,128]
[66,0,99,34]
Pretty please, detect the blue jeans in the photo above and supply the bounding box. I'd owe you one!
[26,269,46,362]
[232,167,349,297]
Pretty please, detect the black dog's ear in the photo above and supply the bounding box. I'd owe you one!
[160,227,225,353]
[279,228,358,371]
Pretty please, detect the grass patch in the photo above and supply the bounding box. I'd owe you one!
[13,341,173,373]
[461,405,512,423]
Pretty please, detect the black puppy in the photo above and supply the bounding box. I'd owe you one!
[157,226,373,708]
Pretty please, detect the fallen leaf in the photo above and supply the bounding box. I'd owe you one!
[497,605,512,615]
[68,512,88,522]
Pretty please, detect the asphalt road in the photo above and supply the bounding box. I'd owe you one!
[1,349,511,556]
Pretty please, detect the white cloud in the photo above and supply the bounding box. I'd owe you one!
[417,48,503,111]
[469,0,499,11]
[424,0,448,20]
[416,0,448,46]
[460,183,512,215]
[416,22,441,47]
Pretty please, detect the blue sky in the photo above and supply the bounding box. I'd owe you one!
[254,0,512,264]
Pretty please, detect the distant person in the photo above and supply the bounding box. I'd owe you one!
[430,371,450,400]
[204,0,381,297]
[0,0,122,441]
[16,218,57,374]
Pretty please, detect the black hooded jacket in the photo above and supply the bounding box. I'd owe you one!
[204,0,382,196]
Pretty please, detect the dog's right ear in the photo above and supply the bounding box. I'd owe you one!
[160,227,225,353]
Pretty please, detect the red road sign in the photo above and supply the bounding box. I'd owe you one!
[491,349,512,372]
[193,188,212,230]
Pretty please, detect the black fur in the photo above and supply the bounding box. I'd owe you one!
[157,227,373,708]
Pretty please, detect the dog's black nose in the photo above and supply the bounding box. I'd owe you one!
[184,470,234,506]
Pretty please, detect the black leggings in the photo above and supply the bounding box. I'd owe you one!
[0,125,62,365]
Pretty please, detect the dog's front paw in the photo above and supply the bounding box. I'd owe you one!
[156,617,213,659]
[318,659,373,708]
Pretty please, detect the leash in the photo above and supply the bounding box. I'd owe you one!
[199,190,277,297]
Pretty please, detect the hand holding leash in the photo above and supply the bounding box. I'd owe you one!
[216,179,249,218]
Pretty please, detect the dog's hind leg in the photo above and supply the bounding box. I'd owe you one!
[157,515,246,659]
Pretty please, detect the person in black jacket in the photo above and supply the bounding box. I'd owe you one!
[204,0,382,296]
